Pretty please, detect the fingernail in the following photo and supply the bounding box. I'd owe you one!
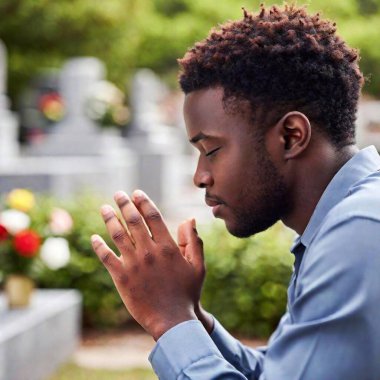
[133,189,146,201]
[91,235,101,244]
[100,205,114,217]
[114,191,128,201]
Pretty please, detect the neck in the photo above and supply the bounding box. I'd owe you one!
[283,143,359,235]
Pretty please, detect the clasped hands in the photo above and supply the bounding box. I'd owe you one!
[91,190,209,340]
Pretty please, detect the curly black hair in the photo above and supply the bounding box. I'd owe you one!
[178,4,364,148]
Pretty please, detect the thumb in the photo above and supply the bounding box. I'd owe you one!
[177,218,204,266]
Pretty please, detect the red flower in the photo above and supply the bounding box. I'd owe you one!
[13,230,41,257]
[0,224,8,241]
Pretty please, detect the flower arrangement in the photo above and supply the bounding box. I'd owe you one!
[85,80,130,129]
[38,92,65,123]
[0,189,72,278]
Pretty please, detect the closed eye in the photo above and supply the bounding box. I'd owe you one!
[205,147,221,157]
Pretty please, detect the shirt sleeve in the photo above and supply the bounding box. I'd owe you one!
[210,317,266,376]
[149,320,251,379]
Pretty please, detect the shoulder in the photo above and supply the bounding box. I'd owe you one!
[318,170,380,238]
[299,173,380,296]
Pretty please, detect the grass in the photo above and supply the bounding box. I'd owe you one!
[48,363,156,380]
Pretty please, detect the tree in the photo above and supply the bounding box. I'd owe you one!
[0,0,379,105]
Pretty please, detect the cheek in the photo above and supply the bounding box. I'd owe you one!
[216,157,248,195]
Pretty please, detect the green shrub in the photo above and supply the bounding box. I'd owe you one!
[31,192,131,328]
[200,221,294,338]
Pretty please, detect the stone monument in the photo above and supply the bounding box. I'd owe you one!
[0,40,19,167]
[0,57,137,198]
[356,100,380,150]
[126,69,189,208]
[28,57,110,156]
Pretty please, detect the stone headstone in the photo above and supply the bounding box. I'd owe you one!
[0,289,82,380]
[126,69,190,207]
[27,57,107,156]
[356,101,380,150]
[0,40,8,110]
[129,69,169,135]
[1,56,137,198]
[0,40,19,167]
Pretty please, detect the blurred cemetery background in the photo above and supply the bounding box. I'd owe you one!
[0,0,380,379]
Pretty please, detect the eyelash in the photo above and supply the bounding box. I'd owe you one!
[205,147,221,157]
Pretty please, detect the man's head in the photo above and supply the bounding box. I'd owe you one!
[179,5,364,237]
[179,4,364,148]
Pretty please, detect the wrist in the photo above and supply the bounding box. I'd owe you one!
[194,303,214,334]
[148,310,198,341]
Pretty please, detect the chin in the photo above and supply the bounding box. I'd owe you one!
[225,217,276,238]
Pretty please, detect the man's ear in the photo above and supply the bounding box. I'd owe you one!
[276,112,311,159]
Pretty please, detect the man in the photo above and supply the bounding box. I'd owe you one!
[91,4,380,379]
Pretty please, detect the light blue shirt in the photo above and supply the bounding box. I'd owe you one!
[149,146,380,380]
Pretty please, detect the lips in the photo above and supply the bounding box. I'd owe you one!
[205,197,222,207]
[205,195,224,217]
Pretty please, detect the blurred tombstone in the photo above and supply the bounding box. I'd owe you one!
[127,69,188,208]
[17,70,63,144]
[27,57,106,156]
[0,290,82,380]
[0,57,137,198]
[129,68,168,135]
[356,101,380,150]
[0,40,19,168]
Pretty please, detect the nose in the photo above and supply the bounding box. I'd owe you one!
[193,157,213,188]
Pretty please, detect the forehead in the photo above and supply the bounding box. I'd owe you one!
[183,87,252,140]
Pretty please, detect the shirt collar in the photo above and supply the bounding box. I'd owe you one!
[292,145,380,252]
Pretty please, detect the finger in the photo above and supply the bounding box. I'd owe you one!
[177,219,204,267]
[100,204,134,258]
[91,234,122,275]
[114,191,152,247]
[132,190,172,244]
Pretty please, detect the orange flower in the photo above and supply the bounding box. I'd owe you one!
[13,230,41,257]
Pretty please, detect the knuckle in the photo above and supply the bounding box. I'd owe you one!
[116,197,130,209]
[159,244,175,258]
[92,241,103,250]
[143,250,155,265]
[146,210,161,222]
[136,197,149,206]
[112,229,128,243]
[101,251,112,265]
[127,214,141,227]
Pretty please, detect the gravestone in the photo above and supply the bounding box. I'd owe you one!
[356,101,380,150]
[0,57,137,198]
[0,40,19,167]
[129,68,169,136]
[127,69,188,207]
[27,57,107,156]
[0,289,82,380]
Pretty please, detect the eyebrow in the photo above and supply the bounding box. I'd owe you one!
[189,132,209,144]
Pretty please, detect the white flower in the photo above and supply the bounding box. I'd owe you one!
[49,208,73,235]
[40,237,71,270]
[0,209,31,235]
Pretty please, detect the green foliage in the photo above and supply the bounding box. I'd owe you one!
[1,0,379,103]
[200,221,294,338]
[31,192,131,328]
[49,363,155,380]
